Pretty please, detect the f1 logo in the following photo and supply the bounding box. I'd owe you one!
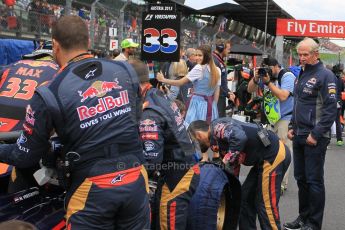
[145,14,153,21]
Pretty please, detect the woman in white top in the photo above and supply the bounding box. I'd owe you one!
[157,45,221,128]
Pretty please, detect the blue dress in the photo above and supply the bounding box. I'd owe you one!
[184,65,219,128]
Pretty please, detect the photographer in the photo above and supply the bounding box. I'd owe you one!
[248,57,295,192]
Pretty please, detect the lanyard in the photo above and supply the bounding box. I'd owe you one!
[57,53,94,74]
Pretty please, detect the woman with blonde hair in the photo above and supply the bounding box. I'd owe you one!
[157,45,221,127]
[165,59,193,104]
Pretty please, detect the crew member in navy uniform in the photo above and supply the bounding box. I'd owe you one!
[129,59,200,230]
[188,118,291,230]
[212,39,232,117]
[0,42,59,193]
[285,38,337,230]
[0,16,150,229]
[0,42,58,132]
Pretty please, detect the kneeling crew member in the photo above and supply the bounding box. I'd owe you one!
[188,118,291,230]
[129,59,200,230]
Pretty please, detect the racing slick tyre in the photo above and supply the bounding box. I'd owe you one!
[187,162,241,230]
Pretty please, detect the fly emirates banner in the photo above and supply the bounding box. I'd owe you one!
[276,18,345,38]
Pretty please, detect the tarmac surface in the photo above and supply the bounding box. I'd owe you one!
[239,138,345,230]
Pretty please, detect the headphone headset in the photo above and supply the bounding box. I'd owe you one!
[216,42,225,53]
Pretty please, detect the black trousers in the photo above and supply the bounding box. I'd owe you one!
[217,95,227,118]
[293,135,330,230]
[335,108,343,141]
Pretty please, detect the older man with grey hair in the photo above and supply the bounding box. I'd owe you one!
[284,38,337,230]
[185,47,196,71]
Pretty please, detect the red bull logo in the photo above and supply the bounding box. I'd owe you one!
[25,105,35,126]
[140,119,156,126]
[170,102,179,113]
[78,80,122,102]
[77,90,129,121]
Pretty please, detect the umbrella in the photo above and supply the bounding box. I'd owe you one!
[230,44,263,56]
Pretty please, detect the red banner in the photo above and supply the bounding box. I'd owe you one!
[276,19,345,38]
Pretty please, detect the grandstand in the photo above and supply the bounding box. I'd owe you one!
[0,0,328,66]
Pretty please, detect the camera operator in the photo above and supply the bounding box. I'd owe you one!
[248,57,295,192]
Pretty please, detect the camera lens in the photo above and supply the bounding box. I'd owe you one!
[258,68,266,76]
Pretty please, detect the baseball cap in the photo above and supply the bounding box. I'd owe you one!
[121,38,139,49]
[22,41,53,60]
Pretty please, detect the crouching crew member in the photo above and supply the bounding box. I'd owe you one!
[188,118,291,230]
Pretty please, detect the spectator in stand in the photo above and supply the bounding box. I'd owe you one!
[114,38,139,61]
[4,0,15,7]
[0,7,7,29]
[40,0,52,34]
[53,5,62,18]
[40,0,50,15]
[78,7,89,20]
[98,13,106,41]
[27,0,39,32]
